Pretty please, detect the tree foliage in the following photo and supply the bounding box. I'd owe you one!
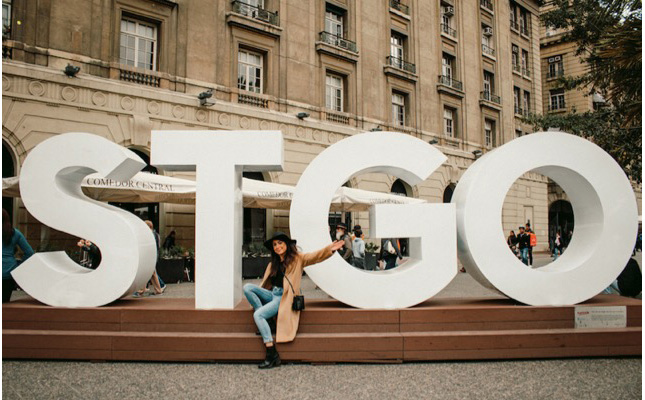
[529,0,642,183]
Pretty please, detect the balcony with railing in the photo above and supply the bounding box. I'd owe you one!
[319,31,357,53]
[326,111,350,125]
[441,23,457,38]
[522,67,531,78]
[238,92,269,108]
[232,0,279,26]
[514,105,523,115]
[227,0,282,37]
[384,56,417,82]
[480,91,501,110]
[512,64,521,74]
[548,100,566,112]
[510,19,519,32]
[119,69,160,87]
[389,0,409,16]
[546,70,564,80]
[480,0,493,12]
[316,31,359,62]
[481,44,495,58]
[438,75,463,90]
[2,44,12,59]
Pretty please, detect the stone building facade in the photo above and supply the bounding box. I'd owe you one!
[2,0,552,255]
[538,5,642,241]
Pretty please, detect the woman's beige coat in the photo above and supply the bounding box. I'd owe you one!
[259,244,334,343]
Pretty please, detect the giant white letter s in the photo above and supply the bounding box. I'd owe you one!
[13,133,157,307]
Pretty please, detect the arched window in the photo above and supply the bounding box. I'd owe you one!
[2,140,16,216]
[443,183,456,203]
[390,179,409,256]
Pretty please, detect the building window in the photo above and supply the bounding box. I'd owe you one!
[523,91,530,114]
[325,5,344,38]
[509,2,518,30]
[483,71,494,95]
[392,92,406,127]
[237,49,263,93]
[325,73,344,112]
[441,3,456,37]
[120,17,157,70]
[390,32,404,60]
[484,119,495,148]
[481,24,494,56]
[2,0,10,39]
[443,107,455,137]
[511,45,519,72]
[514,86,521,114]
[549,89,566,111]
[515,129,523,138]
[547,55,564,78]
[521,49,529,75]
[519,9,529,35]
[442,53,454,80]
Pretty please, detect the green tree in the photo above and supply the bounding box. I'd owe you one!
[529,0,641,183]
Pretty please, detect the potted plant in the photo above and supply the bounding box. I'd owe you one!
[365,242,380,270]
[243,242,271,278]
[158,245,186,283]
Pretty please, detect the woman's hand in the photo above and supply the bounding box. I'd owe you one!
[330,240,344,252]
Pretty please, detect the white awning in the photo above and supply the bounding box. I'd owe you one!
[3,174,425,211]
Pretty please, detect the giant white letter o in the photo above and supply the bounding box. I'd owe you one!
[453,132,638,306]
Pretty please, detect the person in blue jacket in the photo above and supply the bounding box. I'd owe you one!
[3,208,34,302]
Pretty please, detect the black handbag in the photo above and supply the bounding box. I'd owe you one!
[284,274,305,311]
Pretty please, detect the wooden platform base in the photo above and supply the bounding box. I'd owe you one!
[3,295,641,363]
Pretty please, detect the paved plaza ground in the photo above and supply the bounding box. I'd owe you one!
[2,252,642,399]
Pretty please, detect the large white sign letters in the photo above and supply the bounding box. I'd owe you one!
[12,130,638,309]
[13,133,157,307]
[290,132,457,309]
[151,131,284,309]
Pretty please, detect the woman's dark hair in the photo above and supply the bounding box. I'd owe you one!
[269,240,299,277]
[3,208,15,245]
[354,229,363,237]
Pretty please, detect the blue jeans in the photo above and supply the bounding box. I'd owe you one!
[520,248,529,265]
[243,283,283,344]
[553,247,560,260]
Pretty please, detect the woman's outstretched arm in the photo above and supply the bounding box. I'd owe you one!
[301,240,344,268]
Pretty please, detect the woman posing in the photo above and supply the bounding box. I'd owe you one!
[243,232,343,369]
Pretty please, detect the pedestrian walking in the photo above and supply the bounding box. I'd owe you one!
[335,223,353,265]
[243,232,343,369]
[507,230,518,256]
[2,209,34,303]
[553,231,563,260]
[133,220,165,297]
[352,228,365,269]
[380,238,402,270]
[525,223,536,266]
[517,226,530,266]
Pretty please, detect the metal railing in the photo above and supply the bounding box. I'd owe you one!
[510,20,519,31]
[326,112,349,125]
[441,23,457,37]
[231,0,279,26]
[546,70,564,79]
[319,31,358,53]
[480,0,493,12]
[481,44,495,57]
[238,93,269,108]
[520,25,530,36]
[438,75,463,91]
[2,44,12,59]
[119,69,160,87]
[548,101,566,111]
[522,67,531,77]
[512,64,521,74]
[389,0,409,15]
[514,106,523,115]
[481,91,501,104]
[387,56,416,74]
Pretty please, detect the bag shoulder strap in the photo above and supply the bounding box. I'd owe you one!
[283,272,302,296]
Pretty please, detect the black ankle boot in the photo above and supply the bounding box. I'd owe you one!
[258,345,281,369]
